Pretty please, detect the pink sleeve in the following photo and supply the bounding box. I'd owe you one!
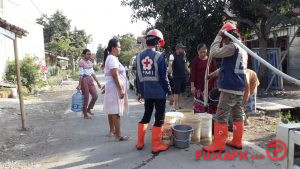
[79,60,85,67]
[106,56,119,70]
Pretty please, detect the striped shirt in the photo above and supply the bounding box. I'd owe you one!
[79,59,94,76]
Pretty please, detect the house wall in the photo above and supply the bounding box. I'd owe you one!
[247,26,300,80]
[0,0,3,17]
[0,33,14,80]
[288,26,300,79]
[0,0,45,81]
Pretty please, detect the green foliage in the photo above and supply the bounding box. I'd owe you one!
[122,0,225,61]
[5,57,41,92]
[96,44,105,63]
[281,111,295,124]
[36,11,71,44]
[119,50,136,66]
[36,10,91,60]
[119,33,141,66]
[227,0,300,38]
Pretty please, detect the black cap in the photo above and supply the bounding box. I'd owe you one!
[176,43,186,49]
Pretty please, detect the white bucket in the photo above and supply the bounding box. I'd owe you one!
[162,112,184,145]
[197,113,212,140]
[176,109,194,115]
[180,114,202,143]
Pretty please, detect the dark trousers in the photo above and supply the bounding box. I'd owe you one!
[140,99,166,127]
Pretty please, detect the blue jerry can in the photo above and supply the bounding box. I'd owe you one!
[71,90,83,112]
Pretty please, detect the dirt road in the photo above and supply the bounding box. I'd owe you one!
[0,74,281,169]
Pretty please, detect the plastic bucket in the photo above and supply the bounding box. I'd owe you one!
[198,113,213,140]
[164,112,184,124]
[173,137,190,149]
[176,109,194,115]
[172,125,193,149]
[180,114,202,143]
[162,112,183,145]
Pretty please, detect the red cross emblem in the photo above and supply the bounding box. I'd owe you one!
[142,56,153,70]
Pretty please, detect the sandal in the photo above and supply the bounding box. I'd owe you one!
[83,115,92,119]
[87,110,94,115]
[106,131,115,137]
[115,136,129,141]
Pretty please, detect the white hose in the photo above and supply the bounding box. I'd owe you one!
[224,31,300,86]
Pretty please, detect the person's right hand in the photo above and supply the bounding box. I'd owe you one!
[191,86,196,94]
[168,95,174,105]
[119,89,125,99]
[137,94,143,103]
[207,73,213,80]
[218,30,225,37]
[76,85,81,90]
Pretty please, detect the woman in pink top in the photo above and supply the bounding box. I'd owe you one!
[103,39,129,141]
[77,49,102,119]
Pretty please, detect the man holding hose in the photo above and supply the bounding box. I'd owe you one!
[203,23,248,152]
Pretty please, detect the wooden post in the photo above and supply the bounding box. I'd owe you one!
[13,38,26,130]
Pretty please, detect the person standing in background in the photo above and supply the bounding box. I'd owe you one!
[168,43,190,110]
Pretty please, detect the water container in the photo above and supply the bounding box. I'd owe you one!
[181,114,202,143]
[71,90,83,112]
[176,109,194,115]
[162,112,183,145]
[198,113,213,140]
[172,124,194,149]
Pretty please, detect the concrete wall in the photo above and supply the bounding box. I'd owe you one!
[0,0,3,17]
[0,0,45,81]
[288,26,300,80]
[0,33,14,80]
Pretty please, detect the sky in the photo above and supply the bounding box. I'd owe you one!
[24,0,150,52]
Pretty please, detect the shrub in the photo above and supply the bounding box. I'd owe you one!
[5,57,41,92]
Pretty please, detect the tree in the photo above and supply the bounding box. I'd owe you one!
[120,33,136,51]
[36,11,92,61]
[36,10,71,44]
[96,44,105,63]
[119,33,141,66]
[225,0,300,88]
[122,0,225,61]
[69,28,92,59]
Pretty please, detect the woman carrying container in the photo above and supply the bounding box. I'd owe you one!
[77,49,102,119]
[103,38,129,141]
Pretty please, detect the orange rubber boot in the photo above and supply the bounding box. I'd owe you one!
[226,121,243,149]
[136,123,148,150]
[152,126,168,154]
[203,123,228,152]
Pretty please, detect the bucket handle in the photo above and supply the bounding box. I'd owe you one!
[172,128,194,138]
[173,136,190,143]
[173,136,192,142]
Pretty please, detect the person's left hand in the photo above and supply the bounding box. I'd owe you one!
[101,85,105,94]
[97,82,102,89]
[168,95,174,105]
